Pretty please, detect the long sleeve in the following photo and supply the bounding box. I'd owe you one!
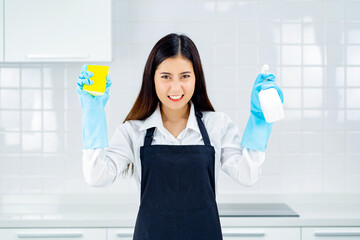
[220,113,265,187]
[82,121,135,187]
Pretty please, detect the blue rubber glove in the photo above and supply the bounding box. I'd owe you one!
[240,72,284,151]
[76,64,112,149]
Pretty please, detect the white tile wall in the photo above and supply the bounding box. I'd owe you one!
[0,0,359,195]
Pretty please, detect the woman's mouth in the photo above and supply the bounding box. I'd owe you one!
[168,94,184,102]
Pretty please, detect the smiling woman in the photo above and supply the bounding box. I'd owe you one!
[79,32,270,240]
[120,33,224,240]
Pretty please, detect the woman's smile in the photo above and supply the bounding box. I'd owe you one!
[168,94,184,102]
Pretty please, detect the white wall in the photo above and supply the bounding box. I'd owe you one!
[0,0,359,195]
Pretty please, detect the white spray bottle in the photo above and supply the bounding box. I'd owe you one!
[258,64,284,122]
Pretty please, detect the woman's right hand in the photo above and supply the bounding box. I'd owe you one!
[76,64,112,110]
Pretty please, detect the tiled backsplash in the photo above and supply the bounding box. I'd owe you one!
[0,0,359,195]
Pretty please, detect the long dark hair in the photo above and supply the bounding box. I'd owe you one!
[121,33,215,177]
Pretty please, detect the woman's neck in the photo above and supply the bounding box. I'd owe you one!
[160,102,190,123]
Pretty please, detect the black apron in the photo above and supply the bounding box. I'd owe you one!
[133,109,223,240]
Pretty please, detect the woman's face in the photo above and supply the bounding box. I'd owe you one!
[154,55,195,111]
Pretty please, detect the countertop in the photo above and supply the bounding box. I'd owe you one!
[1,193,359,228]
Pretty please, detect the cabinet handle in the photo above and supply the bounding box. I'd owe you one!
[116,232,133,237]
[116,228,134,237]
[314,231,360,237]
[27,54,89,59]
[17,232,83,238]
[223,232,266,237]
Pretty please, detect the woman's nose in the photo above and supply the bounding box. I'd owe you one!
[170,79,183,89]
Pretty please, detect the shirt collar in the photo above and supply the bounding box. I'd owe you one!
[139,100,200,136]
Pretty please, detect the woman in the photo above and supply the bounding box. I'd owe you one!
[77,33,283,240]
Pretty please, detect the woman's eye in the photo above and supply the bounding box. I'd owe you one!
[161,75,190,79]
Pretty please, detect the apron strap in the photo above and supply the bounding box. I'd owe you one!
[144,127,156,146]
[195,109,211,146]
[143,108,212,146]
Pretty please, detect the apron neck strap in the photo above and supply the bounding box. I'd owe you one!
[195,109,211,146]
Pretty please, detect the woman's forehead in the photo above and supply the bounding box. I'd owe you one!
[157,56,193,72]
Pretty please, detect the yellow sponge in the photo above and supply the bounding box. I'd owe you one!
[83,65,109,96]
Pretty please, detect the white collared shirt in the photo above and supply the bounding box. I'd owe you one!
[82,100,265,195]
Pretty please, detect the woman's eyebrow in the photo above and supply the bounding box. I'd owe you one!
[160,71,191,75]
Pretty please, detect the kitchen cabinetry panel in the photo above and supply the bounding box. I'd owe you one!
[222,227,300,240]
[0,228,106,240]
[4,0,111,62]
[302,227,360,240]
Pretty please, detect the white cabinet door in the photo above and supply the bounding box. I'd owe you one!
[0,228,106,240]
[222,227,300,240]
[107,228,134,240]
[0,0,3,62]
[302,227,360,240]
[4,0,111,62]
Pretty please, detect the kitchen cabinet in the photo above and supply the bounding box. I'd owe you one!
[222,227,300,240]
[0,228,106,240]
[3,227,360,240]
[4,0,111,62]
[302,227,360,240]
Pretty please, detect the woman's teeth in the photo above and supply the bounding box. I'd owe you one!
[169,94,184,100]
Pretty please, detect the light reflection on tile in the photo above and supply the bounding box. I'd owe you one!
[21,89,41,109]
[0,68,20,87]
[21,111,41,131]
[302,110,323,131]
[44,133,63,153]
[346,110,360,130]
[0,89,20,109]
[282,88,301,108]
[303,89,323,108]
[259,23,280,44]
[21,133,41,152]
[282,46,301,65]
[324,1,344,22]
[21,68,41,88]
[324,110,345,131]
[347,24,360,44]
[325,66,344,87]
[324,89,345,108]
[238,23,257,44]
[303,23,324,44]
[0,111,20,131]
[325,23,345,44]
[346,89,360,108]
[303,45,323,65]
[347,46,360,65]
[346,67,360,87]
[325,45,345,65]
[281,67,301,87]
[282,24,301,43]
[259,46,280,65]
[43,111,58,131]
[303,67,323,87]
[1,133,20,153]
[302,132,323,153]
